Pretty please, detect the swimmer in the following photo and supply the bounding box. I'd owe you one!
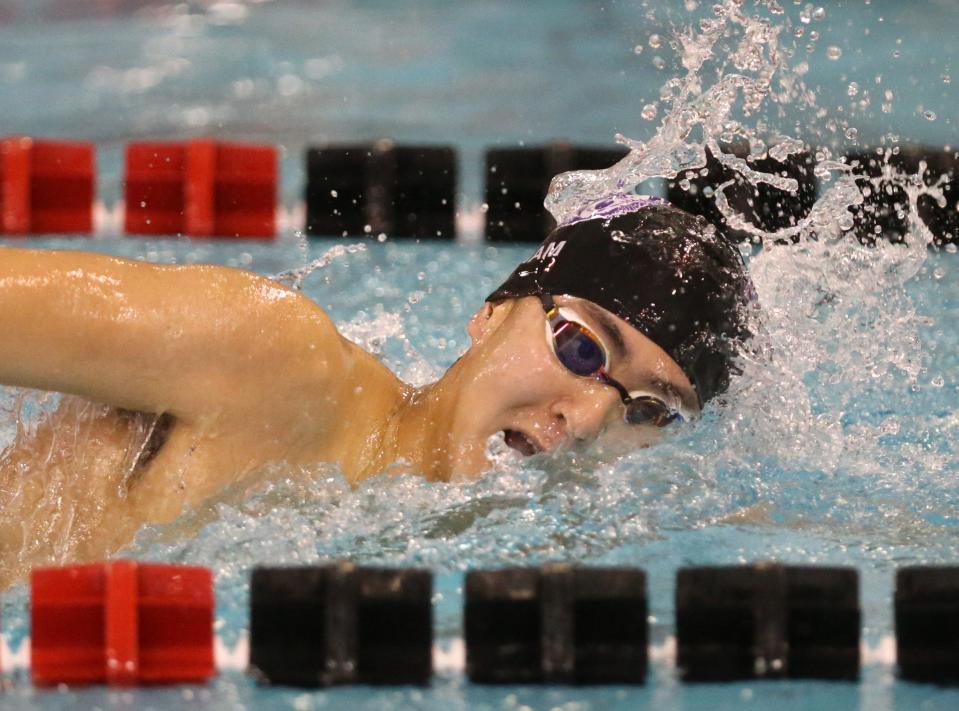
[0,195,754,582]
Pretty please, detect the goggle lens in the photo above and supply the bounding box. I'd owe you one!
[624,396,683,427]
[552,322,606,376]
[543,296,685,429]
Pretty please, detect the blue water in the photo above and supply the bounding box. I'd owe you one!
[1,1,959,709]
[1,236,956,709]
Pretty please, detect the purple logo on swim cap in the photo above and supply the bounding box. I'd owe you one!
[560,194,668,227]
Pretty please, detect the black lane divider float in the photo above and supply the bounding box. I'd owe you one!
[249,563,433,687]
[305,142,457,240]
[464,564,647,684]
[0,134,956,245]
[895,566,959,684]
[10,560,959,688]
[676,564,860,681]
[483,143,628,242]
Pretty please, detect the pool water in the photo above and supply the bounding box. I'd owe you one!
[1,235,956,709]
[2,1,959,709]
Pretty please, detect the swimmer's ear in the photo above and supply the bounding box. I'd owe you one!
[467,300,509,343]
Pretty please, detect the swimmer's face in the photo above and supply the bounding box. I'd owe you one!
[453,295,701,468]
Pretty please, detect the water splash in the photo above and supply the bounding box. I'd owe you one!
[545,0,870,247]
[0,393,158,588]
[272,242,368,290]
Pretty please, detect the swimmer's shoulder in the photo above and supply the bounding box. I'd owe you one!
[184,264,408,439]
[174,263,363,421]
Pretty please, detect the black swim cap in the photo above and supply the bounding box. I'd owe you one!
[487,196,757,405]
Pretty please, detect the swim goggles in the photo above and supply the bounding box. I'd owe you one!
[540,294,685,427]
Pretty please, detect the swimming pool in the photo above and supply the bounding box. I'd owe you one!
[1,235,956,709]
[2,1,959,709]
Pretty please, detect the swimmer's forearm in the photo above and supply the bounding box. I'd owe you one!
[0,247,346,422]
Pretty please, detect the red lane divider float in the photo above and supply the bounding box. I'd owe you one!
[124,138,277,239]
[0,136,95,235]
[30,560,214,686]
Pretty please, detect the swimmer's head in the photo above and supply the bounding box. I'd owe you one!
[486,195,756,407]
[441,195,755,470]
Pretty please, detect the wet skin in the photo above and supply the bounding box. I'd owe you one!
[0,246,698,582]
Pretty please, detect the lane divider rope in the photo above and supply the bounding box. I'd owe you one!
[0,634,899,675]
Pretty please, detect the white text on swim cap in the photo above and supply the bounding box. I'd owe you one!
[530,240,566,262]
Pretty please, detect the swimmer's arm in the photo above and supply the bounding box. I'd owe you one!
[0,247,350,423]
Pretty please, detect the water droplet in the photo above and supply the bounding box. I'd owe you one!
[652,56,666,70]
[809,30,819,41]
[641,103,658,120]
[812,6,826,20]
[648,33,662,49]
[845,126,858,140]
[826,46,842,60]
[924,110,937,121]
[794,27,804,37]
[799,3,813,23]
[847,82,859,97]
[684,0,699,10]
[633,44,644,54]
[330,189,338,198]
[892,49,901,59]
[943,74,952,85]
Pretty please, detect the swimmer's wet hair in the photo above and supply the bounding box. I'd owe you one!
[487,199,757,405]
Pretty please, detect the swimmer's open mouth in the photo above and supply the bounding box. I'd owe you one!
[503,429,540,457]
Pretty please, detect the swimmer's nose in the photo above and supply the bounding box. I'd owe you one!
[550,385,621,442]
